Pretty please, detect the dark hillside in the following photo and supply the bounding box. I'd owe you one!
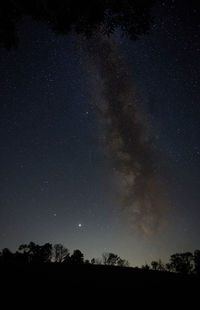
[1,263,198,293]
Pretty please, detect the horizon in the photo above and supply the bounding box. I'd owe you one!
[0,1,200,268]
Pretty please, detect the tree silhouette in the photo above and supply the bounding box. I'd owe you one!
[18,242,52,263]
[165,262,173,273]
[151,259,165,271]
[117,258,129,267]
[91,258,96,265]
[0,0,157,49]
[169,252,194,275]
[106,253,119,265]
[102,252,129,266]
[70,249,84,264]
[52,244,69,263]
[0,248,14,264]
[151,261,159,271]
[1,241,200,281]
[102,252,117,265]
[141,263,150,270]
[194,250,200,276]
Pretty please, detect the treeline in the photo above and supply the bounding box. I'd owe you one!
[1,242,200,276]
[142,251,200,276]
[0,242,129,267]
[98,251,200,276]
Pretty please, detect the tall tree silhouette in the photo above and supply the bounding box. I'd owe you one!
[151,261,159,271]
[194,250,200,276]
[52,244,70,263]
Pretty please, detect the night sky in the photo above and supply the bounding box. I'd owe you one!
[0,1,200,266]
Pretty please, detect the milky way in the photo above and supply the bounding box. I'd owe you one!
[82,34,168,235]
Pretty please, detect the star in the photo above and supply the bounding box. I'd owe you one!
[78,223,82,228]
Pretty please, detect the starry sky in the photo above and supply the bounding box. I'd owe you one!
[0,1,200,266]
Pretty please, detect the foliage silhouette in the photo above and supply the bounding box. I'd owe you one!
[151,259,165,271]
[194,250,200,275]
[117,257,129,267]
[141,263,150,270]
[70,249,84,264]
[169,252,194,275]
[0,248,14,264]
[0,241,200,299]
[102,252,119,265]
[18,241,52,263]
[151,260,159,271]
[1,241,200,281]
[0,0,157,49]
[52,243,69,263]
[102,252,129,267]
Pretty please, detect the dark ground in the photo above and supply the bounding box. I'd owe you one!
[1,264,199,305]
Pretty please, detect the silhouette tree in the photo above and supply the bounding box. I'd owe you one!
[141,263,150,270]
[18,243,33,263]
[52,244,69,263]
[102,252,129,266]
[18,242,52,263]
[91,258,96,265]
[151,261,159,271]
[63,252,71,264]
[194,250,200,276]
[151,259,165,271]
[0,0,157,49]
[165,262,173,272]
[117,258,129,267]
[0,248,14,264]
[107,253,119,266]
[70,249,84,264]
[102,252,118,265]
[169,252,194,275]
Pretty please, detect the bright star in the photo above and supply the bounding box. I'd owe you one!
[78,223,82,227]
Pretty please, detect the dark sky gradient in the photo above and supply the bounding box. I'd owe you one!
[0,1,200,266]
